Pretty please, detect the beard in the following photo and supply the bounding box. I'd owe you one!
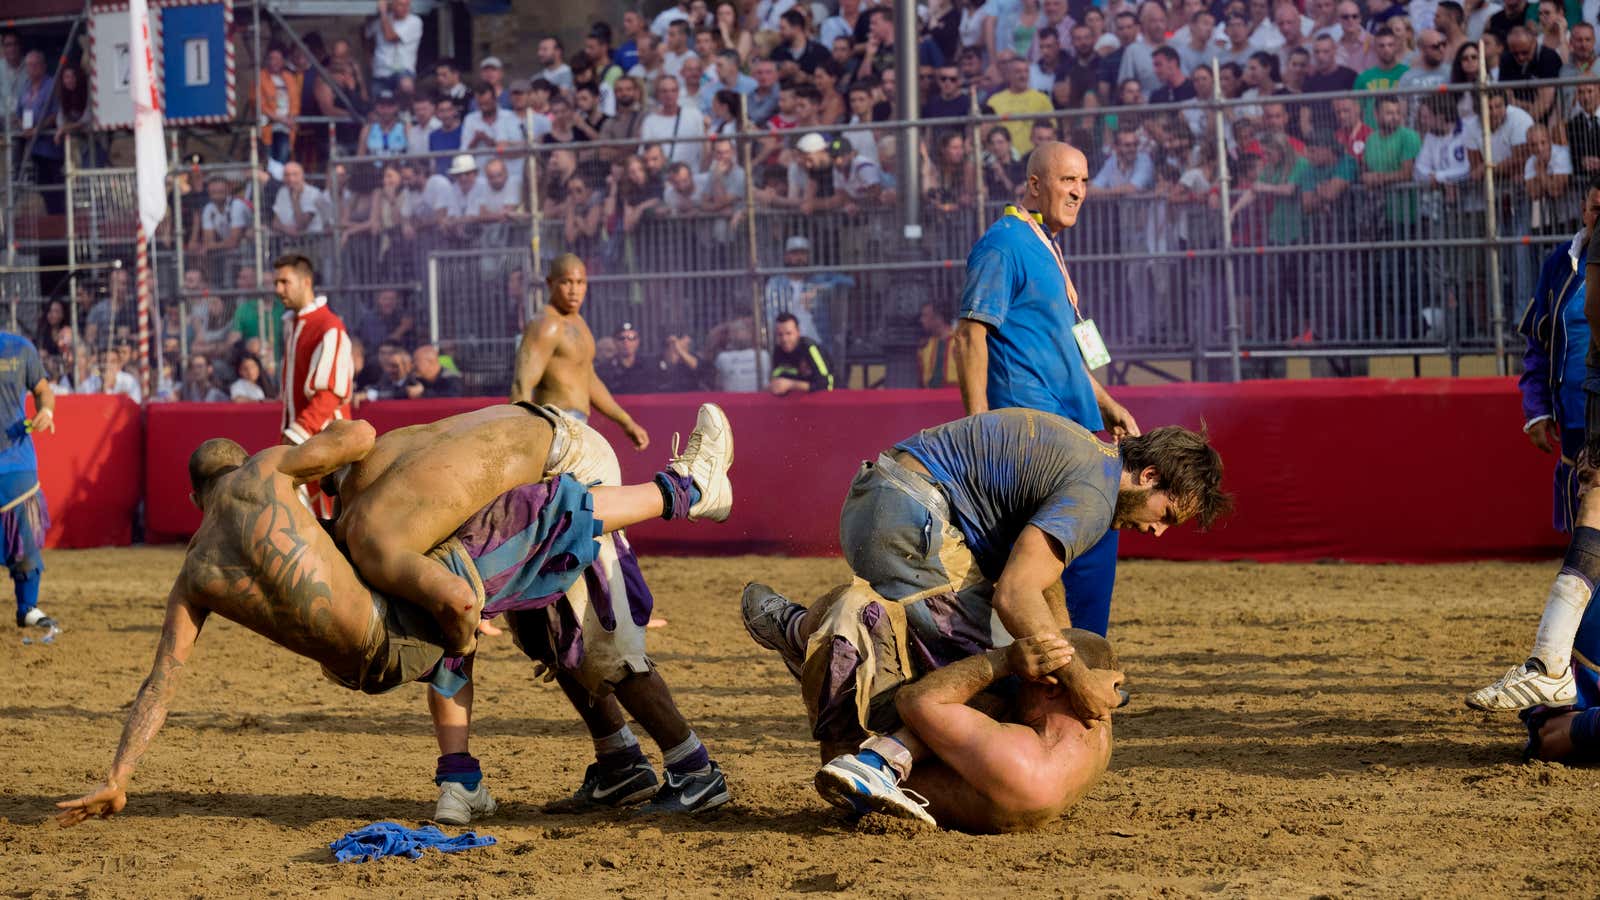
[1112,486,1151,529]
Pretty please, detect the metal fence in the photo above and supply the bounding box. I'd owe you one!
[5,74,1597,396]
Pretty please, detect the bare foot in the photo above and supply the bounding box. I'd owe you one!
[647,616,669,628]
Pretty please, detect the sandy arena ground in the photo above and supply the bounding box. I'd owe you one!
[3,549,1598,897]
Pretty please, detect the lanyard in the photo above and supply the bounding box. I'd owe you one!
[1004,205,1082,320]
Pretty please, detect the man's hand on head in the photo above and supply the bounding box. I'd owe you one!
[1004,633,1075,683]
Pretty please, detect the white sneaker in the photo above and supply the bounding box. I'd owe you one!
[814,754,936,826]
[669,403,734,522]
[1466,662,1577,711]
[433,781,498,826]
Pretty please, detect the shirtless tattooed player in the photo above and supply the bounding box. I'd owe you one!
[501,253,734,815]
[54,401,733,825]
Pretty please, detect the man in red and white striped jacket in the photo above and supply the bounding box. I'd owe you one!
[272,253,353,518]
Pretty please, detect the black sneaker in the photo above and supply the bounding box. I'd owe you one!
[641,762,730,814]
[543,760,659,813]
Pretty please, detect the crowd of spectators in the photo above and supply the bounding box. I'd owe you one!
[8,0,1600,395]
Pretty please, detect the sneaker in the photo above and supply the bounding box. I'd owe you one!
[543,761,660,813]
[17,608,57,630]
[433,781,498,826]
[741,583,805,677]
[1466,662,1577,711]
[813,754,936,826]
[641,762,731,814]
[668,403,734,522]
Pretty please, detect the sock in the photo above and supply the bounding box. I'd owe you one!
[661,730,711,776]
[13,568,39,623]
[781,604,807,658]
[859,734,914,782]
[1529,527,1600,673]
[594,725,647,771]
[434,752,483,791]
[653,471,702,520]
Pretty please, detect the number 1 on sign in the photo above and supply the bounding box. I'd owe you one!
[185,37,210,86]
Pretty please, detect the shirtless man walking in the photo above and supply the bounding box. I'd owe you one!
[54,404,733,825]
[504,252,732,815]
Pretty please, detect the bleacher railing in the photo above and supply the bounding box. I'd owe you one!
[4,75,1593,395]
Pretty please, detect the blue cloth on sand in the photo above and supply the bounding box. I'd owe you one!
[330,822,496,863]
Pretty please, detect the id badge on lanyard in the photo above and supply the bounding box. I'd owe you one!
[1005,206,1112,369]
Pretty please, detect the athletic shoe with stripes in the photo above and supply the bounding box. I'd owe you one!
[814,754,936,826]
[1466,662,1577,711]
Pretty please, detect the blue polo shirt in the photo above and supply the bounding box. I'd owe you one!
[958,212,1102,431]
[0,333,44,486]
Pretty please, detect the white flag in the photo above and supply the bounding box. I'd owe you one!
[129,0,166,237]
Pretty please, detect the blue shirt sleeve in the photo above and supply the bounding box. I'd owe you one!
[1029,486,1113,567]
[958,234,1018,328]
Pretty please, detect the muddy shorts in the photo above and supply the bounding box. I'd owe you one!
[506,410,656,694]
[322,540,485,695]
[809,454,1026,744]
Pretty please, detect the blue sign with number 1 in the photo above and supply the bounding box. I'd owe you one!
[161,3,232,124]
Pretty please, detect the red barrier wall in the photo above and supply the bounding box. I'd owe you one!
[38,394,143,548]
[140,379,1567,561]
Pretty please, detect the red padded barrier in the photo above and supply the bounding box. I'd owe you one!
[37,394,143,548]
[139,379,1566,561]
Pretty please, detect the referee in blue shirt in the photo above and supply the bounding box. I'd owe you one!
[952,141,1140,638]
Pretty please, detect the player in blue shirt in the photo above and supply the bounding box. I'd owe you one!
[0,332,59,633]
[951,141,1141,638]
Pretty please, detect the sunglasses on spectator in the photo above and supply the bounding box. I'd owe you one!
[938,75,960,82]
[1424,41,1445,48]
[1340,12,1361,18]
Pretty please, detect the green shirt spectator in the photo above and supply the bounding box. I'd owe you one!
[1353,28,1409,125]
[229,296,284,356]
[1361,96,1422,224]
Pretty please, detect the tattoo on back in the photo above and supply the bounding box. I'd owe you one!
[196,459,341,648]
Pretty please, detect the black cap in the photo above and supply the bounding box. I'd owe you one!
[375,87,397,102]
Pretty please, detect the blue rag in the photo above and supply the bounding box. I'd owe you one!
[329,822,496,863]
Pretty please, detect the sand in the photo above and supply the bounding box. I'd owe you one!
[4,549,1597,898]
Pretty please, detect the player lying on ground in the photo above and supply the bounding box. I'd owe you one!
[742,410,1227,823]
[54,404,733,825]
[337,402,735,820]
[877,629,1117,832]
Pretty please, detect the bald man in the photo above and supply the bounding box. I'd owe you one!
[507,253,729,814]
[951,141,1140,639]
